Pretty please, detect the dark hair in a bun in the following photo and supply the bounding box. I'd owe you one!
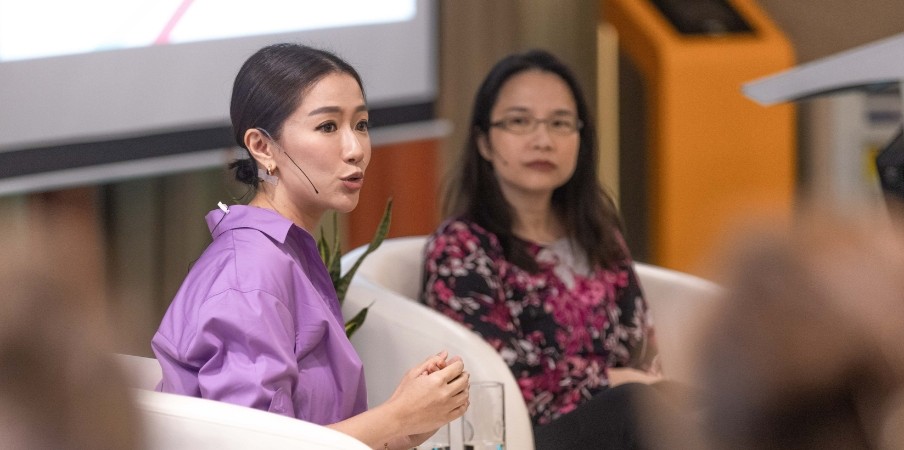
[228,157,259,186]
[227,43,365,188]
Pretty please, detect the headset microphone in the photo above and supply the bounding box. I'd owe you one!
[284,152,320,194]
[256,128,320,194]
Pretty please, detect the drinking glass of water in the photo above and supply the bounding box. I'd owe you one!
[462,381,505,450]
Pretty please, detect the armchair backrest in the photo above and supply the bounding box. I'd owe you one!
[113,354,370,449]
[136,390,371,450]
[341,236,535,450]
[116,353,162,391]
[633,262,722,384]
[344,235,426,298]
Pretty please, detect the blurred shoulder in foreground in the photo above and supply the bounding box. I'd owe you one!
[649,200,904,450]
[0,193,144,449]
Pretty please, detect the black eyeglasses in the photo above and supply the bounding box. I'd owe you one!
[490,113,583,135]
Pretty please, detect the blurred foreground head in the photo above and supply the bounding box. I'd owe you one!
[0,195,143,449]
[692,203,904,449]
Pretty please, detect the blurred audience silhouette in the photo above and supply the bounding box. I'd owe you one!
[648,201,904,450]
[0,191,144,449]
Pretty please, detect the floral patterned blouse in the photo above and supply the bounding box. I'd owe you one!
[419,218,657,426]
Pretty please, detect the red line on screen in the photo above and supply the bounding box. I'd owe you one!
[155,0,196,45]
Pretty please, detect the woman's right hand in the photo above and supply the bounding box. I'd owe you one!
[386,352,470,436]
[327,352,469,450]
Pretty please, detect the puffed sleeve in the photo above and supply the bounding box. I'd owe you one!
[191,289,299,418]
[420,223,522,357]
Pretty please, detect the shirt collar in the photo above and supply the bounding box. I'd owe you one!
[205,205,308,244]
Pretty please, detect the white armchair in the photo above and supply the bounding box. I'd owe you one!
[341,235,722,449]
[135,390,370,450]
[116,352,162,391]
[632,263,722,385]
[341,236,535,450]
[113,354,370,449]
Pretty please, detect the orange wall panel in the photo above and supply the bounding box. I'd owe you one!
[346,139,440,249]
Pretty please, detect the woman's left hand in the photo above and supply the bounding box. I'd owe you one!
[405,427,441,448]
[608,367,663,386]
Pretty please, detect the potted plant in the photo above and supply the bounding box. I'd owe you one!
[317,198,392,337]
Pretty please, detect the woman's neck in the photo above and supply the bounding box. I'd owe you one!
[249,190,321,233]
[507,193,562,245]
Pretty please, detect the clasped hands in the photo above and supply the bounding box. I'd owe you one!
[389,350,470,446]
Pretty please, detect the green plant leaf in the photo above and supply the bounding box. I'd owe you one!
[315,197,392,337]
[335,198,393,302]
[344,301,374,338]
[326,213,342,293]
[317,226,331,268]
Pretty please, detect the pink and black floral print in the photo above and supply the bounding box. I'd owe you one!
[420,218,657,426]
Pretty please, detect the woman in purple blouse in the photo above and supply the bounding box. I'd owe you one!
[153,44,469,449]
[420,50,661,449]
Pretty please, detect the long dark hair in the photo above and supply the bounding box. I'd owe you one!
[228,43,365,188]
[443,49,625,272]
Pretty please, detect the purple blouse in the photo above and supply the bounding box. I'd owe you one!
[152,205,367,425]
[420,218,657,426]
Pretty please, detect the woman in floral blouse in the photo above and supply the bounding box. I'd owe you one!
[420,49,661,449]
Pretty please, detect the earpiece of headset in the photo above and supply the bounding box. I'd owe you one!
[255,127,319,194]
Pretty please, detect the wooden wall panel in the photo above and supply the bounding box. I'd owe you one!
[346,139,440,249]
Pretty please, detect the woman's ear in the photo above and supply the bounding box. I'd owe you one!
[477,133,493,162]
[244,128,275,167]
